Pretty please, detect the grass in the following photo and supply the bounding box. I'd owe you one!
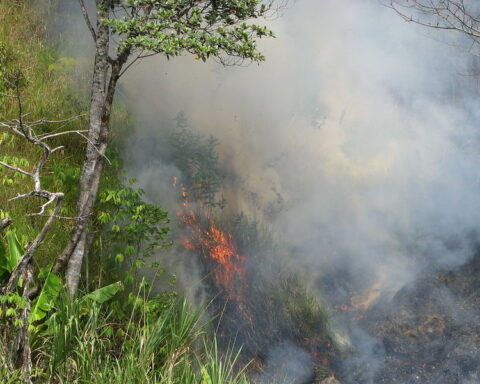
[0,3,339,383]
[0,1,129,269]
[0,286,251,384]
[0,1,87,266]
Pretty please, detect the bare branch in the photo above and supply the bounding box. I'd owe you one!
[78,0,97,42]
[2,192,64,294]
[389,0,480,41]
[39,128,88,141]
[0,71,85,296]
[77,131,112,165]
[29,114,85,128]
[0,161,33,177]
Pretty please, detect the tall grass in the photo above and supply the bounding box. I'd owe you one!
[11,289,251,384]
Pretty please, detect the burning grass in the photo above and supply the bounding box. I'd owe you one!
[161,125,344,382]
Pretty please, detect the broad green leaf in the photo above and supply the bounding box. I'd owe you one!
[0,239,7,278]
[6,230,23,272]
[29,267,62,323]
[82,281,123,304]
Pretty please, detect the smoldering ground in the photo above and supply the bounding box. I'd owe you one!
[52,0,480,382]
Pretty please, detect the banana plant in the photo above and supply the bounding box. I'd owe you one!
[0,230,22,282]
[0,230,123,329]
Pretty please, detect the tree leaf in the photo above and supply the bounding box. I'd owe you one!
[82,281,123,304]
[6,230,22,272]
[30,267,62,323]
[0,239,7,279]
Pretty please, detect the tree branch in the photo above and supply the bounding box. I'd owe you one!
[78,0,97,42]
[0,218,12,232]
[2,193,64,294]
[0,161,33,177]
[0,72,81,295]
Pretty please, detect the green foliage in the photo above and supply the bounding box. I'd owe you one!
[0,291,27,321]
[22,285,251,383]
[29,267,62,324]
[198,338,250,384]
[0,4,256,383]
[0,2,90,267]
[81,281,124,304]
[0,230,62,329]
[96,181,171,286]
[105,0,274,63]
[0,230,22,280]
[0,40,28,94]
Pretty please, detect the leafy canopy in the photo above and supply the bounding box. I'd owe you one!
[104,0,275,62]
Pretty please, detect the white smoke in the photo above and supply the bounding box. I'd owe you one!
[120,2,480,380]
[49,0,480,381]
[124,0,480,293]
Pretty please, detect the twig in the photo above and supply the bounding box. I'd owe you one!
[77,132,112,165]
[0,161,33,177]
[38,129,88,140]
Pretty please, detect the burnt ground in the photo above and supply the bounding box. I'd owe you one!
[342,252,480,384]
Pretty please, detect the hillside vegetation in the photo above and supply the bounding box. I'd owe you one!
[0,3,251,383]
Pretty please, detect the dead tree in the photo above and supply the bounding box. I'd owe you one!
[0,76,83,380]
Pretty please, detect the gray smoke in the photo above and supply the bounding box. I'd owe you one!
[121,1,480,381]
[125,0,480,293]
[50,0,480,381]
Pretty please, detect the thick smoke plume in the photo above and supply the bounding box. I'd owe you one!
[54,0,480,382]
[125,0,480,293]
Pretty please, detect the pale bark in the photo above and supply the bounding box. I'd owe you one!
[0,76,74,294]
[2,192,63,294]
[53,3,110,283]
[0,218,12,232]
[59,2,130,296]
[13,263,33,384]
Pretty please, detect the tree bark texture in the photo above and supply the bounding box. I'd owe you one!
[56,2,129,296]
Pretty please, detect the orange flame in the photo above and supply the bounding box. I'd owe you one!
[175,181,249,306]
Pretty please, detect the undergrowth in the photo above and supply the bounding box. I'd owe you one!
[0,3,253,383]
[0,284,250,384]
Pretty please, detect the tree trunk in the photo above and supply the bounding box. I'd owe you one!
[54,4,111,294]
[55,2,130,296]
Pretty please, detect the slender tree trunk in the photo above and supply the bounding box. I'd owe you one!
[55,2,130,296]
[53,4,111,294]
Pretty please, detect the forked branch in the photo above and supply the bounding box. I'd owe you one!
[0,76,80,293]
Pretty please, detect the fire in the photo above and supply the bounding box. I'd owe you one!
[336,274,385,320]
[175,180,249,303]
[183,217,248,302]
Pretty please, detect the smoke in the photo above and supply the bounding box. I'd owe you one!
[251,342,314,384]
[125,0,480,293]
[50,0,480,382]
